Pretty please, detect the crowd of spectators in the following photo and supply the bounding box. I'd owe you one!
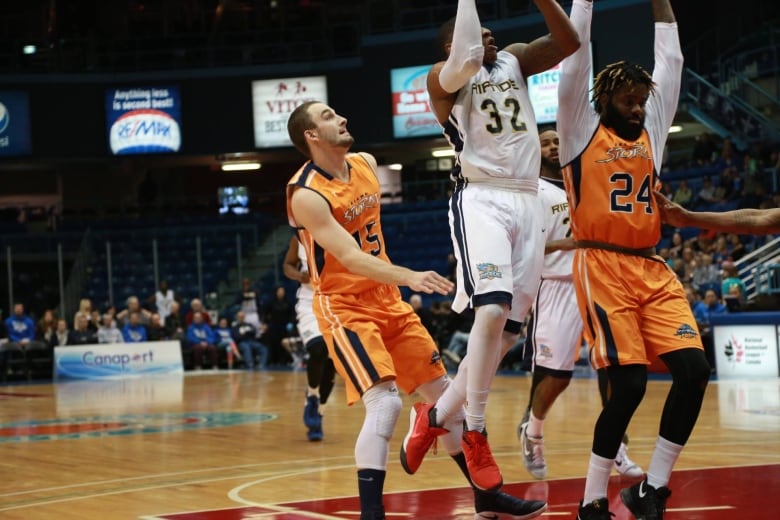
[0,277,303,378]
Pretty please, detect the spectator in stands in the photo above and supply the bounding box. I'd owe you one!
[668,231,684,258]
[185,298,212,326]
[235,278,263,332]
[694,177,720,208]
[672,180,693,208]
[691,132,718,165]
[165,301,186,343]
[714,138,743,172]
[146,313,168,341]
[409,294,436,345]
[701,288,727,372]
[89,309,101,332]
[724,285,744,311]
[691,253,720,293]
[68,313,98,345]
[231,310,268,370]
[122,311,149,343]
[727,234,747,262]
[116,296,152,327]
[659,182,674,200]
[5,303,48,354]
[711,235,731,264]
[715,167,739,202]
[73,298,94,330]
[721,263,747,304]
[214,317,240,369]
[679,247,697,284]
[263,285,294,365]
[165,301,188,366]
[36,309,58,346]
[149,279,178,326]
[50,318,70,347]
[186,311,218,370]
[97,313,124,344]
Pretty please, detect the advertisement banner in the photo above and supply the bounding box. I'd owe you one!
[527,62,562,125]
[713,324,780,378]
[0,91,32,156]
[391,65,440,139]
[54,341,184,380]
[252,76,328,148]
[105,86,182,155]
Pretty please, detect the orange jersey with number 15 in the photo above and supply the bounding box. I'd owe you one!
[562,126,661,249]
[286,153,390,295]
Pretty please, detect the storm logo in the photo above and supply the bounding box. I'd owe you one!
[109,109,181,155]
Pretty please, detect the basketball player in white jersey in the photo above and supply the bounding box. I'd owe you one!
[400,0,580,496]
[283,235,336,442]
[153,280,175,325]
[517,128,643,480]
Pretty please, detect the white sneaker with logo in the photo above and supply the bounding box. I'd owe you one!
[614,442,643,478]
[519,422,547,480]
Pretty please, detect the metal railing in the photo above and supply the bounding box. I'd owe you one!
[682,68,780,148]
[735,236,780,301]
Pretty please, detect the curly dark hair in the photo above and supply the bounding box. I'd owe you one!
[591,60,655,114]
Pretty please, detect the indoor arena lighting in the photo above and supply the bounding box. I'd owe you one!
[221,162,262,172]
[431,148,455,158]
[668,125,683,133]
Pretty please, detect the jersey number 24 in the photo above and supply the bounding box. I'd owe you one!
[610,173,652,214]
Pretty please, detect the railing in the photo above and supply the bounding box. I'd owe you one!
[735,236,780,301]
[682,68,780,148]
[57,229,94,320]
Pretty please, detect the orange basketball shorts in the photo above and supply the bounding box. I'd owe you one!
[572,248,703,370]
[313,284,445,405]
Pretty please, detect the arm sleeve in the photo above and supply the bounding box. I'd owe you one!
[557,0,600,165]
[438,0,485,93]
[646,22,683,170]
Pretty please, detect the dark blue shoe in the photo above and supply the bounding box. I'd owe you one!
[307,423,323,441]
[304,395,321,429]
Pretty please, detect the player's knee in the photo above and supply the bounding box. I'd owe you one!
[414,375,449,403]
[363,381,402,441]
[477,303,507,321]
[305,336,328,362]
[664,348,711,389]
[607,365,647,409]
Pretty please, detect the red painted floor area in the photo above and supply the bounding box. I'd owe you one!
[149,464,779,519]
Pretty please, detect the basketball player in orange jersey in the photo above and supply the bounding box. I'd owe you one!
[654,190,780,234]
[399,0,580,497]
[286,101,547,520]
[558,1,711,519]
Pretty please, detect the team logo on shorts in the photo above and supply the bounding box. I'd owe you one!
[674,324,699,339]
[477,263,502,280]
[538,344,553,359]
[430,350,443,367]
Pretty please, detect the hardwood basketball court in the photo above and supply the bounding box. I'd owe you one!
[1,369,778,519]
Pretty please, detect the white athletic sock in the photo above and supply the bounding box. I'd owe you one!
[583,452,614,504]
[307,387,320,398]
[526,411,544,438]
[646,436,683,489]
[464,388,489,432]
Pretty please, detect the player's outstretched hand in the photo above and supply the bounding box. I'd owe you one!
[408,271,455,295]
[653,190,689,228]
